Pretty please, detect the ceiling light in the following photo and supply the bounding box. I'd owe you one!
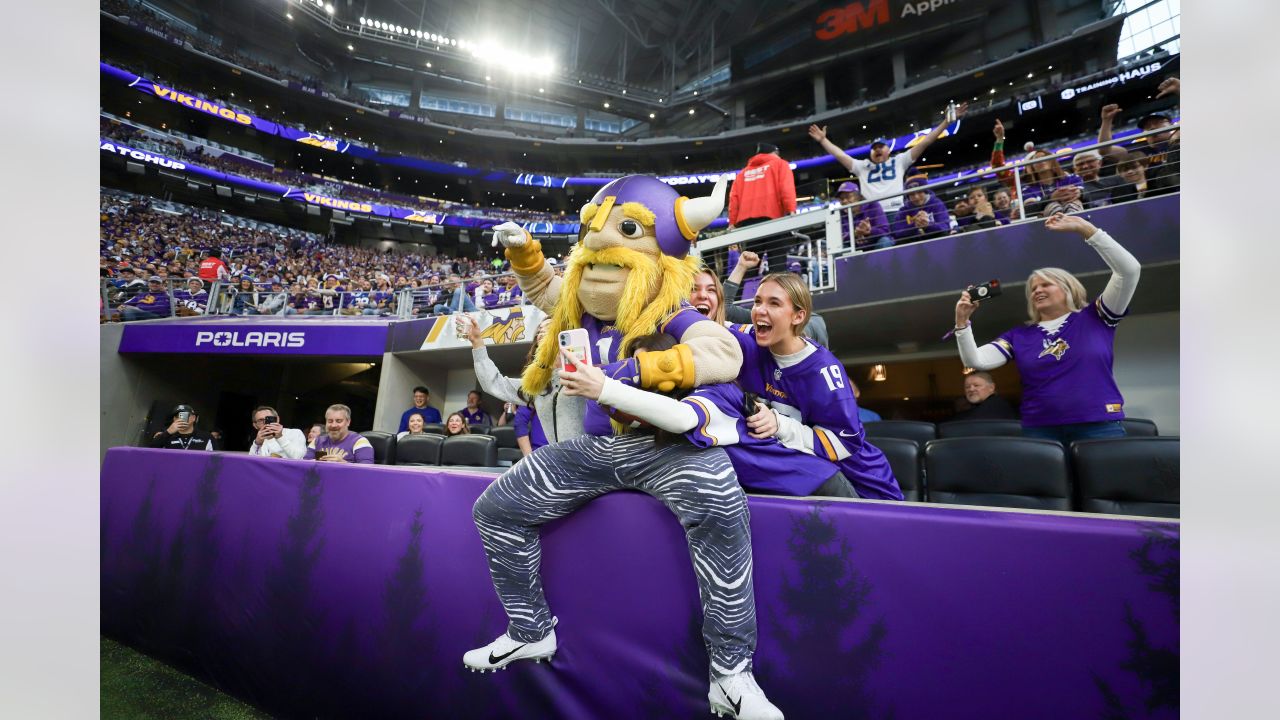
[347,44,354,51]
[538,87,544,93]
[359,17,366,25]
[870,364,888,382]
[325,4,335,15]
[1026,72,1034,78]
[688,108,695,115]
[603,102,610,108]
[287,12,294,19]
[649,113,655,119]
[485,75,491,81]
[425,62,432,68]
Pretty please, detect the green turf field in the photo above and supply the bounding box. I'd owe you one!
[101,637,273,720]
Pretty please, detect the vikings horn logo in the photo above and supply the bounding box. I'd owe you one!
[479,308,527,344]
[1038,337,1070,361]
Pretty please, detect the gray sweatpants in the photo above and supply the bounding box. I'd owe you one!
[472,433,758,677]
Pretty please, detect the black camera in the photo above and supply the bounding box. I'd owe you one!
[967,279,1002,301]
[743,392,761,417]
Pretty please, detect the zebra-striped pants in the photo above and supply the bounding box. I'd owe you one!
[472,433,757,677]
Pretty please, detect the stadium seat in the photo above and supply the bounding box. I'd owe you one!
[441,434,498,467]
[1121,418,1159,437]
[937,419,1023,438]
[867,438,922,502]
[497,447,524,466]
[1070,438,1179,518]
[469,424,492,436]
[863,421,937,444]
[422,423,445,435]
[395,435,443,466]
[924,438,1072,511]
[489,425,518,449]
[361,431,397,465]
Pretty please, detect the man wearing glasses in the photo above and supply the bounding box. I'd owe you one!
[248,405,308,459]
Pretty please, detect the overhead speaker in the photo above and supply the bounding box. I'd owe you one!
[126,161,146,175]
[215,185,232,197]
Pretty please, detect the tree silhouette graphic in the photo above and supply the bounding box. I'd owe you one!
[775,504,890,719]
[1093,523,1179,718]
[376,507,438,710]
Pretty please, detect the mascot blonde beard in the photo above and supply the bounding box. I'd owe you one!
[465,176,784,720]
[492,175,741,421]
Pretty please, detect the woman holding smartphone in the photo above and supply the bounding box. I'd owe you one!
[460,313,581,446]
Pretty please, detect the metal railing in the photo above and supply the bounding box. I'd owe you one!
[697,123,1179,298]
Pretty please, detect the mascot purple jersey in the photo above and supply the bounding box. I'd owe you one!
[587,303,710,435]
[730,324,903,500]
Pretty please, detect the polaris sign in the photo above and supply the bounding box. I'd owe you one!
[194,331,306,348]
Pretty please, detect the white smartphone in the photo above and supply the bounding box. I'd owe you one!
[558,328,592,373]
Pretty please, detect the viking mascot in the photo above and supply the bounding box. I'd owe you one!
[463,176,784,720]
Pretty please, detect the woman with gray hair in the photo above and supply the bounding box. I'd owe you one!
[952,213,1140,444]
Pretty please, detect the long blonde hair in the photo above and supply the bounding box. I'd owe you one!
[520,245,700,396]
[757,272,812,336]
[1025,267,1087,322]
[694,268,726,324]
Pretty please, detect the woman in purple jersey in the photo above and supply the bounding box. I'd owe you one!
[953,213,1141,444]
[730,273,902,500]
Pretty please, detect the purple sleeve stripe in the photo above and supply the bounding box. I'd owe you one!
[1095,297,1126,324]
[992,340,1013,360]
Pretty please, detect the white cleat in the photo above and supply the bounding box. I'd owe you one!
[708,671,784,720]
[462,623,557,672]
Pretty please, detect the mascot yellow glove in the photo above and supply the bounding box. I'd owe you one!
[503,233,546,274]
[637,344,696,393]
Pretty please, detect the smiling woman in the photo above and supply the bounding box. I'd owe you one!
[724,272,902,501]
[953,213,1142,444]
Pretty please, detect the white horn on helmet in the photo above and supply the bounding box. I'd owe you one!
[675,176,728,240]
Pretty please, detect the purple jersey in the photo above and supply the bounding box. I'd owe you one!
[460,407,492,427]
[477,291,502,308]
[730,326,902,500]
[891,193,951,241]
[494,286,522,308]
[587,304,711,436]
[992,297,1126,427]
[124,290,171,316]
[684,383,839,496]
[1023,174,1085,205]
[513,405,547,449]
[839,200,890,247]
[305,431,374,464]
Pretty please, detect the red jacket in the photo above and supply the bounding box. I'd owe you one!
[198,256,228,281]
[729,153,797,225]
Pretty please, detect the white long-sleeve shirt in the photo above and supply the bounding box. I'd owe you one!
[956,229,1140,370]
[249,427,308,459]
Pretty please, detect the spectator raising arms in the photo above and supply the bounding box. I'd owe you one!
[808,101,966,214]
[953,213,1140,444]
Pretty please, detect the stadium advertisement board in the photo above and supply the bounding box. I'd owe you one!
[731,0,1000,78]
[382,305,548,352]
[102,448,1179,719]
[118,320,390,356]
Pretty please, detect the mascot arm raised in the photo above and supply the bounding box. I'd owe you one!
[492,222,561,315]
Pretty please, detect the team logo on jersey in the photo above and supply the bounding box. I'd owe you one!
[773,368,783,381]
[1038,338,1070,361]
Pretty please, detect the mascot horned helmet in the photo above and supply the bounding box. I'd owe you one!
[582,175,728,258]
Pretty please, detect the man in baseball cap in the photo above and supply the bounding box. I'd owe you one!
[834,179,891,250]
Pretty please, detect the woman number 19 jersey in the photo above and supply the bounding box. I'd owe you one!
[731,326,902,500]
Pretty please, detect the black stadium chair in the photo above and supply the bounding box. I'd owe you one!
[937,419,1023,439]
[924,437,1072,511]
[422,423,445,435]
[497,447,525,466]
[362,431,397,465]
[396,434,444,466]
[469,424,492,436]
[490,425,518,450]
[1070,437,1179,518]
[867,438,922,502]
[863,421,937,445]
[1121,418,1159,437]
[441,434,498,468]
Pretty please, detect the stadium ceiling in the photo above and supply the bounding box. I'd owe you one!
[348,0,773,90]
